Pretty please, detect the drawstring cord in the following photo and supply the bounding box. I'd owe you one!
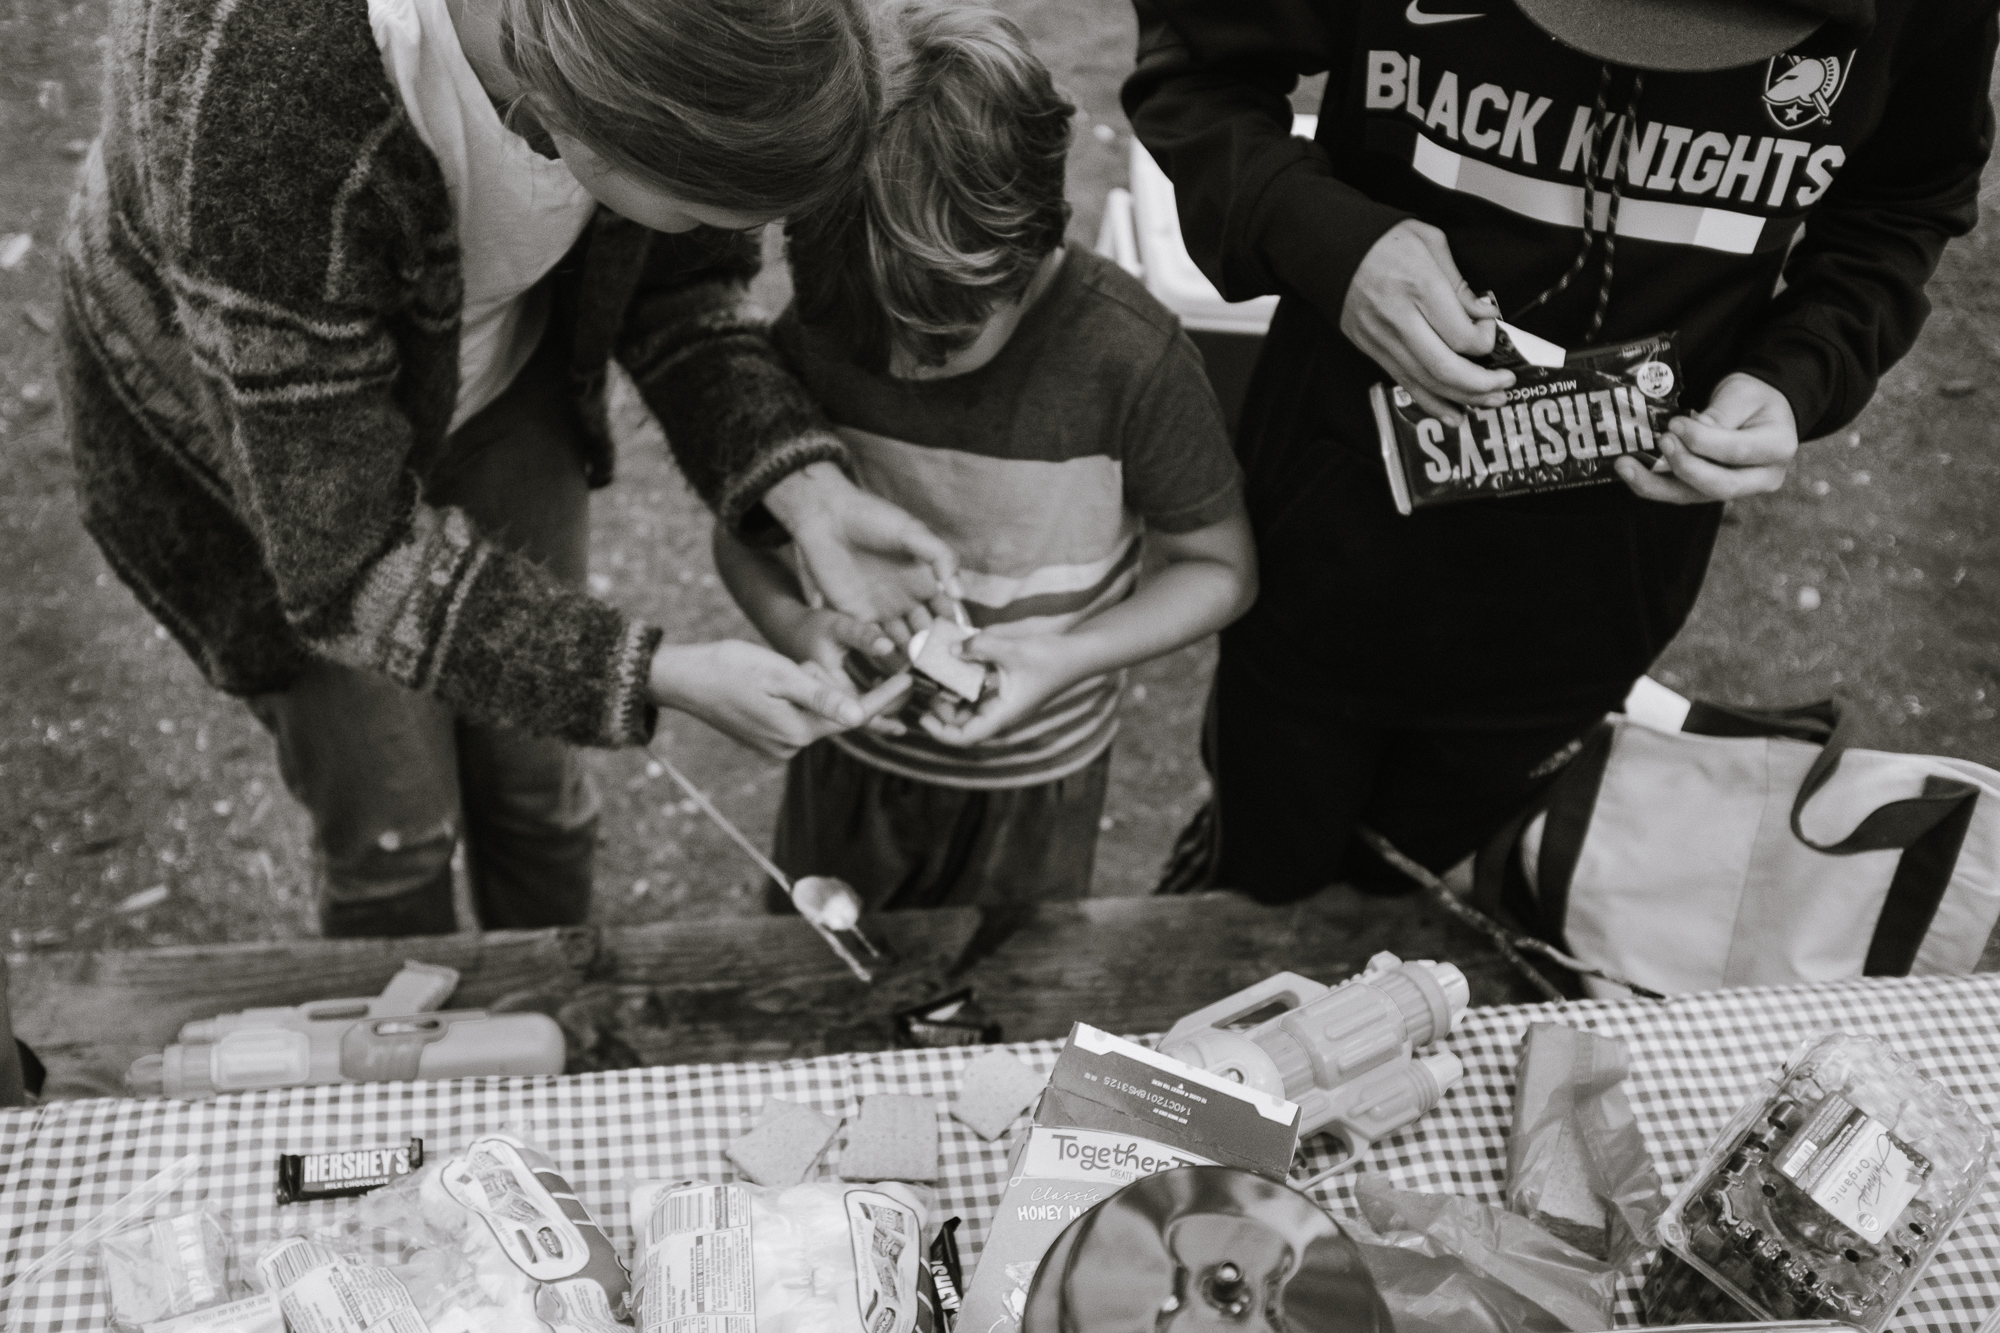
[1510,66,1646,345]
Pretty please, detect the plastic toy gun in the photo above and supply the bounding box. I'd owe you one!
[126,961,566,1098]
[1159,952,1468,1172]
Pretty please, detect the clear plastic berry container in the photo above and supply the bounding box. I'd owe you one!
[1650,1032,1993,1333]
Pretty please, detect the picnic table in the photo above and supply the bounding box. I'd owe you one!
[4,966,1999,1333]
[8,888,1552,1100]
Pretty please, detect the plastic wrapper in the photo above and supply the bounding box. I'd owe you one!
[1371,331,1681,513]
[300,1131,630,1333]
[628,1178,939,1333]
[1345,1174,1620,1333]
[139,1292,282,1333]
[1507,1023,1666,1265]
[3,1155,203,1333]
[100,1202,239,1332]
[254,1238,426,1333]
[1648,1032,1993,1333]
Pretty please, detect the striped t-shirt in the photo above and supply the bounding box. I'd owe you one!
[775,248,1242,789]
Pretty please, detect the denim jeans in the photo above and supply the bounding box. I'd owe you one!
[249,332,600,938]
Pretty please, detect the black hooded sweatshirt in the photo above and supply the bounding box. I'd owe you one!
[1123,0,1995,721]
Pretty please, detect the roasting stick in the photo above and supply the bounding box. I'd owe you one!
[646,744,876,983]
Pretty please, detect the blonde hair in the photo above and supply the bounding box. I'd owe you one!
[502,0,878,217]
[789,0,1074,371]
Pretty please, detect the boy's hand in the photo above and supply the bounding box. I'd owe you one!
[1616,373,1798,504]
[917,633,1077,747]
[875,594,975,652]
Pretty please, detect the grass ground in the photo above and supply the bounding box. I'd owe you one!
[2,0,1995,953]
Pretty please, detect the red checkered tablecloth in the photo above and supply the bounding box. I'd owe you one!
[3,973,1997,1331]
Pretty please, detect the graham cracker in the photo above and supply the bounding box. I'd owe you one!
[951,1053,1046,1141]
[840,1095,941,1182]
[725,1098,839,1187]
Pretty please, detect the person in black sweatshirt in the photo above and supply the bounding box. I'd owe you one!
[1125,0,1995,901]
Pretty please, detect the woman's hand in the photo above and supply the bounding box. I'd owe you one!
[762,463,960,625]
[1340,219,1515,424]
[1617,373,1798,504]
[917,633,1076,748]
[778,608,915,737]
[648,639,906,759]
[763,602,893,679]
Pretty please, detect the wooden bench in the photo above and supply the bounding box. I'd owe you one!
[10,888,1553,1099]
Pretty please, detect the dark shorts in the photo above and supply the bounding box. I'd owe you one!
[770,739,1113,912]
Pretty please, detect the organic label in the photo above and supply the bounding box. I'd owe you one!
[1776,1095,1931,1240]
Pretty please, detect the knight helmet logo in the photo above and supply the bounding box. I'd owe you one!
[1762,51,1855,130]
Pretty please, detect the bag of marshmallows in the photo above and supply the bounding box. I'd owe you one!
[627,1180,942,1333]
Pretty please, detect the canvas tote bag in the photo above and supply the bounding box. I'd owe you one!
[1475,696,2000,998]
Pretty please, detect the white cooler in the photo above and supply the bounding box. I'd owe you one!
[1096,115,1316,435]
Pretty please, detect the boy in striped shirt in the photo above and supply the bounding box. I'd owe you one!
[713,0,1255,908]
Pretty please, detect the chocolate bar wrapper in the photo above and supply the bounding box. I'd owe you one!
[275,1137,422,1205]
[927,1217,965,1332]
[1373,333,1682,514]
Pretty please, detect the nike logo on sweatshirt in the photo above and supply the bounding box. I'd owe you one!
[1406,1,1482,23]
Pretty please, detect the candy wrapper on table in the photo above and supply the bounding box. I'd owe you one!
[98,1202,242,1332]
[1371,331,1682,514]
[1345,1174,1622,1333]
[1507,1023,1666,1266]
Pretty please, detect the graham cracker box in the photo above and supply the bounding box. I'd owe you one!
[959,1023,1300,1331]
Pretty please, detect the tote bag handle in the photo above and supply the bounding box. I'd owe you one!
[1669,697,1978,853]
[1480,698,1982,979]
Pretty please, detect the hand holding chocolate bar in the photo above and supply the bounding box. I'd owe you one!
[916,631,1071,747]
[1616,372,1800,506]
[1340,220,1518,422]
[1374,331,1685,513]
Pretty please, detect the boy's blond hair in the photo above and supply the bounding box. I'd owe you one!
[790,0,1075,372]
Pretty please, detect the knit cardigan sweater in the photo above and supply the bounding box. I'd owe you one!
[57,0,849,748]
